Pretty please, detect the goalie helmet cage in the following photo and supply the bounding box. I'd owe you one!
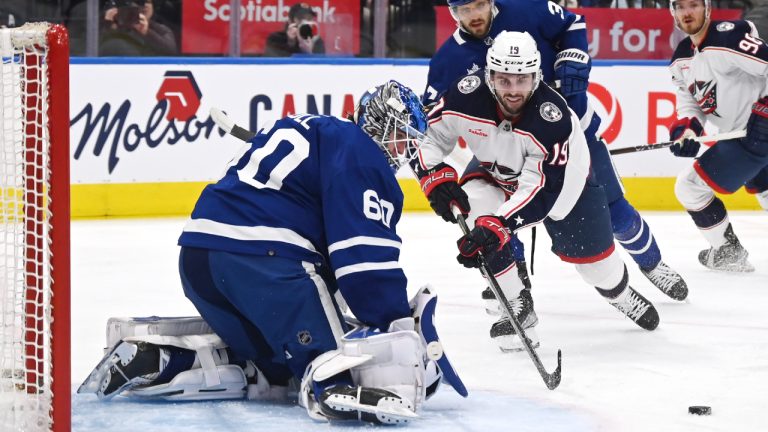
[0,23,71,432]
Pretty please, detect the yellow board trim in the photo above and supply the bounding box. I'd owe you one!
[70,177,761,219]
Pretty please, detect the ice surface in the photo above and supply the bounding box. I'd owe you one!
[72,212,768,431]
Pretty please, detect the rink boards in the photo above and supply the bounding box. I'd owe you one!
[67,58,760,217]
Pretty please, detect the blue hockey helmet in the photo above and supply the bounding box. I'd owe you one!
[447,0,476,6]
[353,80,428,171]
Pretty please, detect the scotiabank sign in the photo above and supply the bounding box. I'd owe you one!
[435,7,741,59]
[182,0,360,55]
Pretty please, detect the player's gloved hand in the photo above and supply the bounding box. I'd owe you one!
[419,162,470,223]
[456,215,510,268]
[669,138,701,157]
[553,49,591,97]
[668,116,704,141]
[744,96,768,157]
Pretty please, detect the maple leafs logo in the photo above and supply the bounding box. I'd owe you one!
[688,80,719,116]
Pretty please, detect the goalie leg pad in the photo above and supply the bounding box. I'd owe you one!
[409,285,468,397]
[299,323,426,423]
[127,364,247,401]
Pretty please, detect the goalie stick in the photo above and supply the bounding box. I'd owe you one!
[608,130,746,155]
[209,107,562,390]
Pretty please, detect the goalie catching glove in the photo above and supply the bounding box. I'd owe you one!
[456,215,511,268]
[418,162,470,223]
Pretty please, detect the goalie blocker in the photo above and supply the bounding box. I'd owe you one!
[77,286,466,424]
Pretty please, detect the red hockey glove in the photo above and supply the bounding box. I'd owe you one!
[419,162,470,223]
[456,216,510,268]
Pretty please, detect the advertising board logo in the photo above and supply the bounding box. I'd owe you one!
[156,71,203,121]
[71,70,224,174]
[588,82,622,144]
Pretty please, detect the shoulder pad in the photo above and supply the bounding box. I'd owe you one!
[515,85,572,145]
[671,37,694,63]
[702,20,754,50]
[442,70,497,121]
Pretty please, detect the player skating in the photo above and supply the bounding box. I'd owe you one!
[668,0,768,272]
[423,0,687,350]
[416,32,661,350]
[77,81,467,424]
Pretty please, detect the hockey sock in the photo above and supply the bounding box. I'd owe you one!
[609,198,661,271]
[510,234,525,262]
[687,197,729,248]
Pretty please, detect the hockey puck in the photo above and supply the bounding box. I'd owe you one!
[688,406,711,416]
[426,341,443,360]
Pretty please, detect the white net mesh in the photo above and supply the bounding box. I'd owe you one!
[1,22,55,432]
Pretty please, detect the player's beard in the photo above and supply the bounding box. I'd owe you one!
[497,90,531,117]
[462,15,491,38]
[677,12,707,36]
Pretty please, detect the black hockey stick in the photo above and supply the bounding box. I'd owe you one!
[452,208,562,390]
[211,107,256,142]
[608,130,745,155]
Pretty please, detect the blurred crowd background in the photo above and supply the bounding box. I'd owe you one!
[0,0,763,58]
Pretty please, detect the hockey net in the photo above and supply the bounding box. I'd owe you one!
[0,23,70,432]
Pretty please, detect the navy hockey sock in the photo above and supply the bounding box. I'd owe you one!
[687,196,727,229]
[610,198,661,271]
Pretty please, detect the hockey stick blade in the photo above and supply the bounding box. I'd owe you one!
[609,129,746,155]
[453,208,562,390]
[210,107,256,142]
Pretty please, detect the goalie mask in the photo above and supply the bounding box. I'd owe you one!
[485,31,542,116]
[353,80,427,172]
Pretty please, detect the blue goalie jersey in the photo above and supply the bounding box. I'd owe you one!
[178,114,410,328]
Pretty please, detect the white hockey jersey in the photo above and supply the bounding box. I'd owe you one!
[415,72,590,228]
[669,20,768,133]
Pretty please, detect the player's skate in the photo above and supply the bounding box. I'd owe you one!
[641,261,688,301]
[77,341,165,400]
[319,385,417,425]
[489,288,539,352]
[481,260,531,315]
[698,224,754,272]
[598,285,659,331]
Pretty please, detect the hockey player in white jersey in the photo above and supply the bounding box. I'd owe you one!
[668,0,768,272]
[415,31,661,348]
[77,81,468,425]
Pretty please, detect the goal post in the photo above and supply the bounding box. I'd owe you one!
[1,23,71,432]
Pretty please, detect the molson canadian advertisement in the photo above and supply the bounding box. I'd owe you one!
[68,60,757,216]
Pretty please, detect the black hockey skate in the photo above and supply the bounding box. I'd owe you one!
[599,285,659,331]
[77,341,166,400]
[481,260,531,315]
[489,288,540,352]
[319,385,417,424]
[698,224,754,272]
[641,261,688,301]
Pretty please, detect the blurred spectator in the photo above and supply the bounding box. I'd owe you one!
[265,2,325,56]
[0,5,23,28]
[100,0,177,56]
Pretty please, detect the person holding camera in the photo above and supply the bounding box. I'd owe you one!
[101,0,177,56]
[265,2,325,56]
